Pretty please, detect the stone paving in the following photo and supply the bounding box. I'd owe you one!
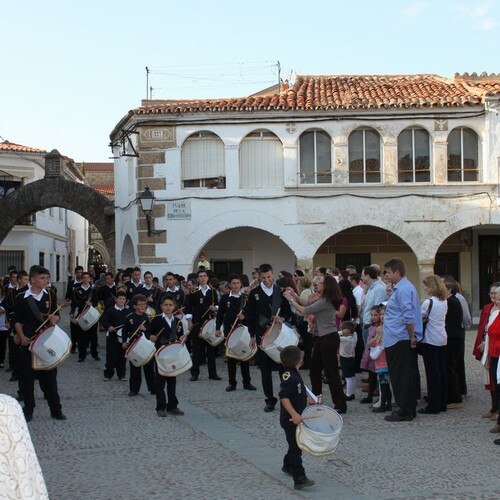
[1,310,500,499]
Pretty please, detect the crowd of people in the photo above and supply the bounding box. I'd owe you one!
[2,254,500,489]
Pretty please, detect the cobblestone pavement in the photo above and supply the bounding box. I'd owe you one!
[1,311,500,499]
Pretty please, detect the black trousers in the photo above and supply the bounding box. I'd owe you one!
[257,348,283,406]
[385,340,417,417]
[0,329,8,364]
[155,370,178,411]
[297,320,313,369]
[420,343,447,412]
[489,357,500,425]
[446,337,463,404]
[69,321,78,353]
[129,358,155,394]
[19,346,62,416]
[77,324,98,360]
[227,357,251,386]
[190,327,217,378]
[8,334,21,376]
[281,420,305,481]
[310,333,346,412]
[104,335,126,379]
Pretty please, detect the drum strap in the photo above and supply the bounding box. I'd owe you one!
[27,296,44,323]
[271,286,281,318]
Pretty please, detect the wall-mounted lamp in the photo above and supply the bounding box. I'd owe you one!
[139,186,155,237]
[459,228,473,247]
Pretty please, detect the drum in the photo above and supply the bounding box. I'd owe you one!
[225,325,257,362]
[176,313,189,336]
[155,342,192,377]
[125,334,156,367]
[260,323,299,363]
[199,318,225,346]
[29,325,72,371]
[146,305,156,317]
[296,405,343,457]
[77,305,101,331]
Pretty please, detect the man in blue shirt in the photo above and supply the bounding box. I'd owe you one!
[382,259,423,422]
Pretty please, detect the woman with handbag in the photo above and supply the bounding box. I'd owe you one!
[418,275,448,414]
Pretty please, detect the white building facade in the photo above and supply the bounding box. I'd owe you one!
[111,73,500,316]
[0,142,89,293]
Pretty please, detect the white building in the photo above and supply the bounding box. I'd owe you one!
[0,141,89,293]
[111,73,500,316]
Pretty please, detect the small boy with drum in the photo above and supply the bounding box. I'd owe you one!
[279,345,316,491]
[150,296,187,417]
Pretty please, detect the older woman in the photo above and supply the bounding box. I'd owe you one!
[284,275,346,413]
[473,282,500,419]
[418,275,448,414]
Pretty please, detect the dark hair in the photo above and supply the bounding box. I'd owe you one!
[279,270,292,278]
[131,294,147,306]
[132,267,141,273]
[280,345,302,368]
[317,267,327,275]
[161,295,177,307]
[241,274,250,287]
[228,273,241,283]
[29,265,50,278]
[321,275,342,308]
[339,279,357,320]
[349,273,361,284]
[165,272,175,278]
[442,276,459,295]
[339,270,349,281]
[115,291,127,299]
[9,269,17,277]
[340,320,356,333]
[277,275,297,293]
[362,266,378,280]
[105,272,114,278]
[294,270,304,277]
[384,258,405,277]
[259,263,273,274]
[17,270,28,279]
[75,266,84,272]
[143,271,153,278]
[197,269,208,277]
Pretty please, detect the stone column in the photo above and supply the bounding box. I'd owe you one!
[333,137,348,185]
[434,133,448,184]
[224,145,239,191]
[383,140,398,185]
[417,258,435,297]
[296,257,313,276]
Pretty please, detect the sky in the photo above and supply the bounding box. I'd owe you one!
[1,0,499,162]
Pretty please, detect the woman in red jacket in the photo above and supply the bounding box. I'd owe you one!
[473,282,500,420]
[486,288,500,433]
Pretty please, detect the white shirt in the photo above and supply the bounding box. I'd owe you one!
[339,332,357,357]
[421,297,448,346]
[24,286,47,302]
[162,314,174,327]
[229,292,242,298]
[260,282,274,297]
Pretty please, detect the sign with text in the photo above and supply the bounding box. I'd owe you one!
[167,201,191,220]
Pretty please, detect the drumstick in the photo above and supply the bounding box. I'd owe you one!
[35,304,63,333]
[229,308,244,332]
[129,320,147,340]
[289,415,321,422]
[269,307,281,332]
[150,327,164,341]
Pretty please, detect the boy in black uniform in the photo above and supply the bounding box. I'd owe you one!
[101,291,129,381]
[13,265,66,422]
[215,274,256,392]
[150,296,187,416]
[122,294,155,396]
[132,271,161,312]
[97,272,116,307]
[185,270,221,381]
[74,272,99,362]
[65,265,83,353]
[279,345,315,490]
[245,263,291,412]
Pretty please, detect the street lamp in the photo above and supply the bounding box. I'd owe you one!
[139,186,155,236]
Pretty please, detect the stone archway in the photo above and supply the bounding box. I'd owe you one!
[0,152,115,267]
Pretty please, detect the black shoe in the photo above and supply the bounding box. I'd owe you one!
[417,407,439,415]
[333,407,347,414]
[51,412,67,421]
[384,412,413,422]
[360,397,373,404]
[226,385,236,392]
[77,358,85,363]
[70,349,76,354]
[281,465,293,477]
[93,356,101,361]
[373,405,390,413]
[6,367,13,372]
[294,476,315,490]
[9,375,18,382]
[264,404,275,413]
[494,438,500,445]
[345,394,355,401]
[209,375,222,380]
[243,383,257,391]
[128,391,138,397]
[190,376,199,382]
[150,390,156,395]
[23,409,33,422]
[103,377,112,381]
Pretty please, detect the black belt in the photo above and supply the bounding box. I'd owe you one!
[314,332,337,340]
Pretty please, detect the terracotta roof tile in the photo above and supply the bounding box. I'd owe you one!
[132,74,486,117]
[81,162,114,172]
[91,184,114,195]
[0,141,46,153]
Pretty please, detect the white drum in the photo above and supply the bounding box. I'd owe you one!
[296,405,343,457]
[77,305,101,331]
[29,325,72,371]
[260,323,299,363]
[155,342,192,377]
[199,318,225,346]
[125,334,156,367]
[176,313,189,337]
[146,305,156,317]
[225,325,257,362]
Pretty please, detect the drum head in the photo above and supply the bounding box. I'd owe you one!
[261,324,280,348]
[302,405,343,434]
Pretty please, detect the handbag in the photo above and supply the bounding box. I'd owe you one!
[421,298,433,338]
